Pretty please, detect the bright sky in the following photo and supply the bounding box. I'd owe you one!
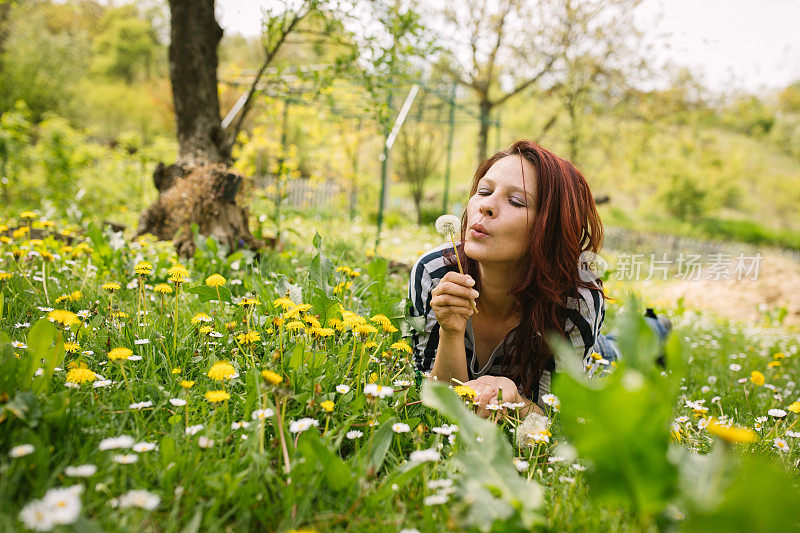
[216,0,800,95]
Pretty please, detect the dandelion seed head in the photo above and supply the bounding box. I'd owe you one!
[435,214,461,237]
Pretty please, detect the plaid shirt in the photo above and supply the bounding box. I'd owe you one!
[408,242,604,407]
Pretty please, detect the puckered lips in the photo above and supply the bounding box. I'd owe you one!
[469,222,490,239]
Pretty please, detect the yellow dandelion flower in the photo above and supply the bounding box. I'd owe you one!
[773,352,785,360]
[40,251,54,262]
[390,341,412,354]
[205,390,230,403]
[20,210,37,219]
[285,321,306,332]
[238,297,260,307]
[180,380,195,389]
[101,282,121,291]
[236,331,261,344]
[208,361,236,381]
[767,360,781,368]
[320,400,335,412]
[273,317,285,328]
[108,347,132,361]
[40,220,55,228]
[787,402,800,413]
[199,325,214,334]
[112,311,128,319]
[168,272,188,283]
[66,367,96,384]
[0,236,10,244]
[191,312,212,325]
[304,315,321,329]
[261,369,283,385]
[273,297,295,311]
[335,265,352,275]
[205,274,226,287]
[750,371,765,386]
[64,342,81,353]
[370,314,392,328]
[0,272,12,281]
[311,327,334,337]
[134,261,153,276]
[153,283,173,294]
[328,318,343,331]
[706,418,758,443]
[354,324,378,336]
[69,290,82,302]
[29,239,44,246]
[225,321,238,330]
[55,294,69,304]
[172,368,182,374]
[167,264,189,278]
[48,309,79,326]
[453,385,477,400]
[349,270,361,278]
[365,341,378,349]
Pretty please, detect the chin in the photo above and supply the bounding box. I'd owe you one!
[463,240,484,261]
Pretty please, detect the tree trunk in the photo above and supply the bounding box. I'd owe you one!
[135,0,264,257]
[477,98,493,164]
[168,0,227,166]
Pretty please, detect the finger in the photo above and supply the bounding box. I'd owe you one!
[435,281,480,300]
[441,271,476,288]
[432,294,476,309]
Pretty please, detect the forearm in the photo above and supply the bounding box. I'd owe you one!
[430,330,469,385]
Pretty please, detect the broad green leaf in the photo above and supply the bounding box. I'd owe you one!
[683,454,800,532]
[421,381,543,530]
[552,337,679,516]
[186,285,232,303]
[297,433,354,491]
[360,417,396,477]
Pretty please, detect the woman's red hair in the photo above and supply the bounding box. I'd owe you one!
[446,140,605,400]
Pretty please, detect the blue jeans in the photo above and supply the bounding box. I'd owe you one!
[593,316,670,363]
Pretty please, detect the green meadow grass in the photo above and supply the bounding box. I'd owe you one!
[1,215,799,532]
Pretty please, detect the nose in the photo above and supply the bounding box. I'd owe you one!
[479,196,496,218]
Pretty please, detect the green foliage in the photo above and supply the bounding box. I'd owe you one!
[421,381,544,530]
[90,5,160,83]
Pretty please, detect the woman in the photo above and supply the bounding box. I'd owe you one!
[408,140,667,418]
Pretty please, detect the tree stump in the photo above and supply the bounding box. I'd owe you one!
[135,162,267,258]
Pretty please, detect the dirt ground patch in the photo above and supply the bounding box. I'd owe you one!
[653,251,800,326]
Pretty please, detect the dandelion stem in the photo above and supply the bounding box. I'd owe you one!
[273,396,292,482]
[448,232,477,314]
[41,261,49,304]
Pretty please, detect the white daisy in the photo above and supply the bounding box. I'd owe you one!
[98,436,134,451]
[117,489,160,510]
[289,418,319,434]
[346,430,364,439]
[133,442,157,453]
[392,423,411,433]
[9,444,34,458]
[112,454,139,464]
[409,448,440,464]
[64,465,97,477]
[251,409,274,420]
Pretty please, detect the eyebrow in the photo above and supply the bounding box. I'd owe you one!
[478,177,535,199]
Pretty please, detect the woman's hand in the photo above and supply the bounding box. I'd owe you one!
[463,375,520,418]
[430,272,478,335]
